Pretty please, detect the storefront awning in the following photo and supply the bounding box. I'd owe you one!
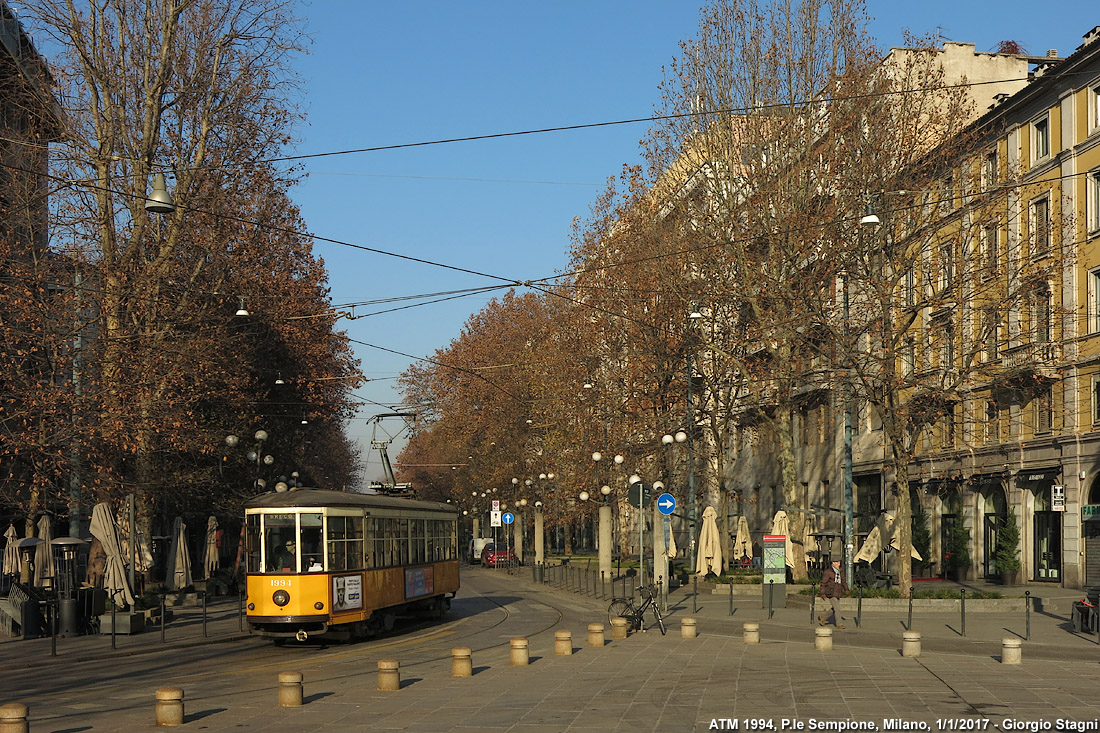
[1015,467,1061,491]
[923,478,962,495]
[967,472,1009,493]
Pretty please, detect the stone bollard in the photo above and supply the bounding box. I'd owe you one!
[510,637,529,666]
[1002,637,1022,665]
[681,617,697,639]
[377,659,401,691]
[743,622,760,644]
[451,647,473,677]
[610,616,629,639]
[155,687,185,726]
[815,627,833,651]
[277,671,304,707]
[554,630,573,655]
[0,703,29,733]
[587,623,605,647]
[902,631,922,658]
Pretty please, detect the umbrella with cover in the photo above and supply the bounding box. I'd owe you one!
[202,516,219,578]
[771,510,794,568]
[89,502,135,608]
[733,516,753,566]
[165,517,193,590]
[695,506,724,576]
[34,515,56,586]
[2,524,18,577]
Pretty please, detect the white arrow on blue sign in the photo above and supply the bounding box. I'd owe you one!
[502,512,515,525]
[656,493,676,516]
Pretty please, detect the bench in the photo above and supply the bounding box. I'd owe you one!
[0,584,31,638]
[853,565,896,589]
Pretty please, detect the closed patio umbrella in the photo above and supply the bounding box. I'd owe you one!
[34,515,56,586]
[771,510,793,568]
[165,517,192,590]
[695,506,724,576]
[202,516,219,578]
[89,502,134,608]
[2,524,18,577]
[733,516,753,565]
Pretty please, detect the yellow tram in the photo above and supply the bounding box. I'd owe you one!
[244,488,459,642]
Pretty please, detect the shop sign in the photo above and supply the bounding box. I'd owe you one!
[1052,485,1065,512]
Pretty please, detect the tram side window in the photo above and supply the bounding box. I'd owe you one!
[245,514,262,573]
[328,515,365,571]
[263,514,297,573]
[411,519,426,564]
[369,518,382,568]
[396,518,409,565]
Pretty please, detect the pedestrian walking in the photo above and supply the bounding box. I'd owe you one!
[819,558,848,629]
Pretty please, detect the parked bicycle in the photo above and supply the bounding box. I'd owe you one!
[607,583,667,635]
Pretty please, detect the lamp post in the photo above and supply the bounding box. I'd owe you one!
[687,307,702,573]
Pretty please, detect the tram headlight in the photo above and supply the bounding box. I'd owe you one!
[314,602,324,610]
[272,590,290,607]
[247,603,255,611]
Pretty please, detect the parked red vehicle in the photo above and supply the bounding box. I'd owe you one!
[481,544,517,567]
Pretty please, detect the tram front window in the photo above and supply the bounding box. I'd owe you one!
[264,514,297,572]
[301,513,323,572]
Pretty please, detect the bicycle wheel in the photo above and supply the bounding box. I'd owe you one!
[608,599,633,627]
[653,606,667,635]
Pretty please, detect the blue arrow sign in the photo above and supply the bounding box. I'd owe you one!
[656,493,677,516]
[502,512,515,525]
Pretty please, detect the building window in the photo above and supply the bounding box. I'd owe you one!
[1089,168,1100,235]
[943,407,956,448]
[1092,83,1100,133]
[1091,269,1100,334]
[939,241,955,292]
[981,224,999,275]
[1032,285,1052,344]
[1035,386,1053,434]
[904,267,916,307]
[983,149,998,189]
[986,400,999,444]
[1033,115,1050,161]
[1031,197,1051,258]
[901,338,916,376]
[1094,378,1100,424]
[980,308,999,363]
[940,175,954,214]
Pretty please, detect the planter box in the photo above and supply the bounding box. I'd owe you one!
[99,612,145,634]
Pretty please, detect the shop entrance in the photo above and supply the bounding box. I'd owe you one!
[982,487,1007,579]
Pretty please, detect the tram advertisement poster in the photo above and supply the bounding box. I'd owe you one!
[332,575,363,611]
[405,566,435,599]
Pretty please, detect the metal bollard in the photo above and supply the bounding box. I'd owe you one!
[238,588,244,632]
[730,582,735,616]
[768,579,775,619]
[810,583,816,624]
[111,603,117,649]
[154,687,185,726]
[452,647,473,676]
[743,621,760,644]
[1025,590,1031,641]
[377,659,401,691]
[202,591,208,638]
[610,617,629,639]
[693,575,698,613]
[815,626,833,651]
[161,596,167,643]
[902,631,921,658]
[1001,637,1022,665]
[555,630,574,654]
[907,594,914,631]
[277,671,304,707]
[0,703,29,733]
[856,584,863,628]
[587,623,605,647]
[961,589,967,637]
[681,617,697,638]
[509,637,529,666]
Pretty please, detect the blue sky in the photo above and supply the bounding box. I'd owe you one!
[290,1,1092,483]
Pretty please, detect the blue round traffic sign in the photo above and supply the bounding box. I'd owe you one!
[656,493,677,516]
[502,512,515,525]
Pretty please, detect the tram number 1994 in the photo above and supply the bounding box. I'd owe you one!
[269,579,292,587]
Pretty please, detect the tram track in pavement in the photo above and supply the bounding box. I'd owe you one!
[2,567,572,721]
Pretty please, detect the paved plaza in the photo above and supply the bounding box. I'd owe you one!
[2,569,1100,731]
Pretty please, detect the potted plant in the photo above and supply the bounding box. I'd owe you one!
[943,502,971,582]
[993,507,1021,586]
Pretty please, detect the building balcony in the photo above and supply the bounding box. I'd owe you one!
[1000,341,1059,376]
